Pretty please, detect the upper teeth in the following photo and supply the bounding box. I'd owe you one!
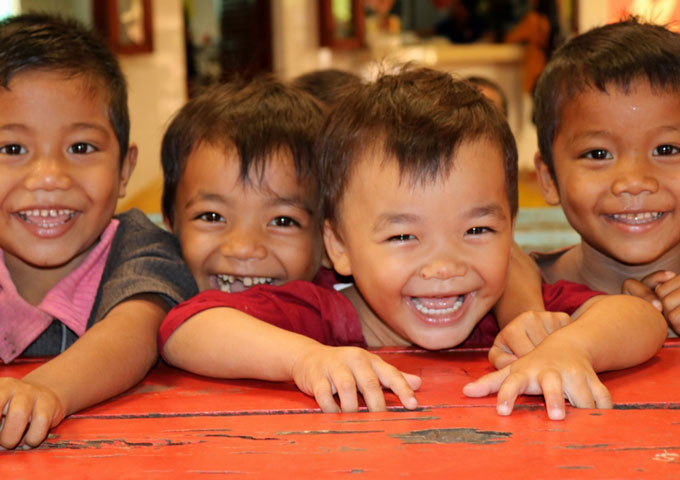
[412,296,464,315]
[216,275,274,293]
[20,208,75,217]
[611,212,662,223]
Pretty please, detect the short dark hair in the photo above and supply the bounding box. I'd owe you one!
[466,75,508,116]
[161,75,325,226]
[535,17,680,177]
[319,66,518,228]
[0,13,130,162]
[291,68,363,106]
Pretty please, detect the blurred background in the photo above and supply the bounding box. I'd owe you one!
[3,0,679,251]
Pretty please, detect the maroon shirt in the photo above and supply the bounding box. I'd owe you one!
[159,276,601,357]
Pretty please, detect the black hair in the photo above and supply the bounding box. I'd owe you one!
[161,75,325,226]
[534,17,680,177]
[0,13,130,162]
[319,66,518,228]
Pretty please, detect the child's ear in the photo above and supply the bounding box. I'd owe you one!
[118,143,138,198]
[534,152,561,206]
[323,220,352,276]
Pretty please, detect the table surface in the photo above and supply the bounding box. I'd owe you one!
[3,340,680,479]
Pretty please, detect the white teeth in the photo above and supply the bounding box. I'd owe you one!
[611,212,662,224]
[215,275,274,293]
[17,208,76,226]
[412,296,464,316]
[19,208,75,218]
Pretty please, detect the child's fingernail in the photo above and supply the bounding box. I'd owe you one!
[406,397,418,409]
[497,402,511,416]
[664,271,677,279]
[549,408,565,420]
[653,300,663,312]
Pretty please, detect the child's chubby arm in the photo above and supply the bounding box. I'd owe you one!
[0,294,166,449]
[464,294,667,420]
[622,270,680,333]
[163,308,422,413]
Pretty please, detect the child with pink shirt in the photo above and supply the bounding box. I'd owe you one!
[0,13,196,448]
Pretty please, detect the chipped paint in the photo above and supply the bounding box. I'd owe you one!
[390,428,511,445]
[653,451,680,463]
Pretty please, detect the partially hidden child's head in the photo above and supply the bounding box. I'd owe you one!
[534,18,680,265]
[0,13,135,275]
[320,66,518,350]
[162,76,327,292]
[291,68,363,107]
[466,76,508,117]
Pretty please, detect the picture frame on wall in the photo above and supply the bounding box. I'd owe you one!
[93,0,153,54]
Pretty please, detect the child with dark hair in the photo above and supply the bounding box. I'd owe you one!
[501,18,680,337]
[159,67,665,420]
[159,75,420,410]
[291,68,363,106]
[0,13,196,448]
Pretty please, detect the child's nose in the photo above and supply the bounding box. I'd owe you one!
[419,256,468,280]
[23,154,72,191]
[611,159,659,196]
[219,228,268,260]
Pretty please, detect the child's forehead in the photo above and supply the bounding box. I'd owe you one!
[345,137,506,199]
[559,77,680,116]
[183,141,318,201]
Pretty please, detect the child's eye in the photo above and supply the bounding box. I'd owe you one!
[653,144,680,156]
[466,226,493,235]
[269,216,301,228]
[67,142,97,154]
[196,212,224,223]
[0,144,27,155]
[582,149,612,160]
[387,233,416,242]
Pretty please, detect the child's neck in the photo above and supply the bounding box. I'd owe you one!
[547,241,680,295]
[3,251,88,306]
[341,285,412,348]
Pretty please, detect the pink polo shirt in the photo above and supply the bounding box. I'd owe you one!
[0,220,119,363]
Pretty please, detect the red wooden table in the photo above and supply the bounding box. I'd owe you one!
[3,341,680,479]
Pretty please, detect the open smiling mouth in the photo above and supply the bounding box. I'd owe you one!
[216,274,276,293]
[608,212,664,225]
[17,208,77,227]
[411,295,465,316]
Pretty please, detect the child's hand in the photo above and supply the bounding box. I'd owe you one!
[622,271,680,333]
[463,337,612,420]
[290,345,421,413]
[0,377,65,449]
[489,310,572,369]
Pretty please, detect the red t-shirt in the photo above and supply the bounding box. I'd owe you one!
[158,277,601,355]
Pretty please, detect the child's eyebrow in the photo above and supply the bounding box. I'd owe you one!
[183,192,227,209]
[372,213,421,233]
[0,122,110,134]
[465,203,508,221]
[565,130,611,146]
[70,122,111,134]
[267,195,315,216]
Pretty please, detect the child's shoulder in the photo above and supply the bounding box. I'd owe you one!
[98,208,197,312]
